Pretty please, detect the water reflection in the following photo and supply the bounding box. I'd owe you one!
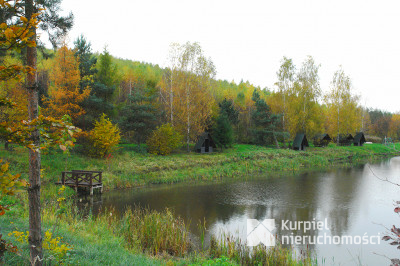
[79,157,400,265]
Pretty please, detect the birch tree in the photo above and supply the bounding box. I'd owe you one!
[287,56,323,137]
[325,67,361,141]
[161,42,216,151]
[275,56,295,142]
[161,43,181,126]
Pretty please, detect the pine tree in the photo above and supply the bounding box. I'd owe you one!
[36,0,74,49]
[251,89,281,147]
[4,1,74,264]
[74,35,97,90]
[219,98,239,125]
[213,113,233,150]
[119,90,158,145]
[73,35,97,129]
[80,47,116,128]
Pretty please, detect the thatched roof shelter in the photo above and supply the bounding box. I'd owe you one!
[313,133,332,147]
[337,134,354,146]
[353,132,366,146]
[195,132,216,153]
[293,133,309,151]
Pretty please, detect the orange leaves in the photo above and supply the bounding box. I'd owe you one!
[4,28,13,39]
[42,45,90,122]
[20,16,28,23]
[0,1,42,82]
[0,1,39,51]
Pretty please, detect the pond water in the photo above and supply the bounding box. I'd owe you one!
[80,157,400,265]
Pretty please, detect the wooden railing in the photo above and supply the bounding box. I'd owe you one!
[61,170,102,187]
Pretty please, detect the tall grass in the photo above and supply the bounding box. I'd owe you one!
[209,234,314,266]
[117,207,192,256]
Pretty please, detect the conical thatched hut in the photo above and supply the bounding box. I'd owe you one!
[195,132,216,153]
[353,132,366,146]
[293,133,309,151]
[313,133,332,147]
[337,134,354,146]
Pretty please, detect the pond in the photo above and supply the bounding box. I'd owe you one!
[79,157,400,265]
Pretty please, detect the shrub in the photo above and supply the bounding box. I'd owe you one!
[88,114,121,158]
[146,124,182,155]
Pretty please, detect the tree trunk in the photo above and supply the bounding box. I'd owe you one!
[4,141,11,151]
[337,104,340,146]
[282,93,286,145]
[170,70,173,126]
[273,132,280,149]
[26,1,43,265]
[186,99,190,152]
[186,82,190,152]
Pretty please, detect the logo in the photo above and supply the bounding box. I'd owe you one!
[247,219,276,246]
[246,218,381,246]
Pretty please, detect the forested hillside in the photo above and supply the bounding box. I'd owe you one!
[1,37,398,153]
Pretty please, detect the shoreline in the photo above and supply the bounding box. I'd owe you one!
[102,144,400,190]
[1,143,399,265]
[1,143,399,192]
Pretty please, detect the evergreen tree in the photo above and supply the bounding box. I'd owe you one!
[74,35,97,90]
[37,0,74,49]
[79,47,116,129]
[213,113,233,150]
[74,35,98,129]
[219,98,239,125]
[251,89,281,147]
[119,90,158,145]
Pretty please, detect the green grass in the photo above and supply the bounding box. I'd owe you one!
[1,143,399,191]
[1,197,162,265]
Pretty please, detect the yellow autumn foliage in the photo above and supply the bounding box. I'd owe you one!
[88,114,121,158]
[9,230,72,263]
[0,159,27,215]
[147,124,182,155]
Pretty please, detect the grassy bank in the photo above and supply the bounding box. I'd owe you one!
[1,143,398,265]
[0,143,399,191]
[1,192,310,265]
[1,195,163,265]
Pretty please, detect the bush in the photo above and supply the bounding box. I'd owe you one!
[87,114,121,158]
[146,124,182,155]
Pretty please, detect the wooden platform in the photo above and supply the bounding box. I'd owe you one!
[56,170,103,195]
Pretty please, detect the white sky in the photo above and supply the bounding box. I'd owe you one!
[59,0,400,112]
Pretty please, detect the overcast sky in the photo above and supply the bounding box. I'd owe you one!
[59,0,400,112]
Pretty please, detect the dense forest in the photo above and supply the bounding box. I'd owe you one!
[1,36,398,153]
